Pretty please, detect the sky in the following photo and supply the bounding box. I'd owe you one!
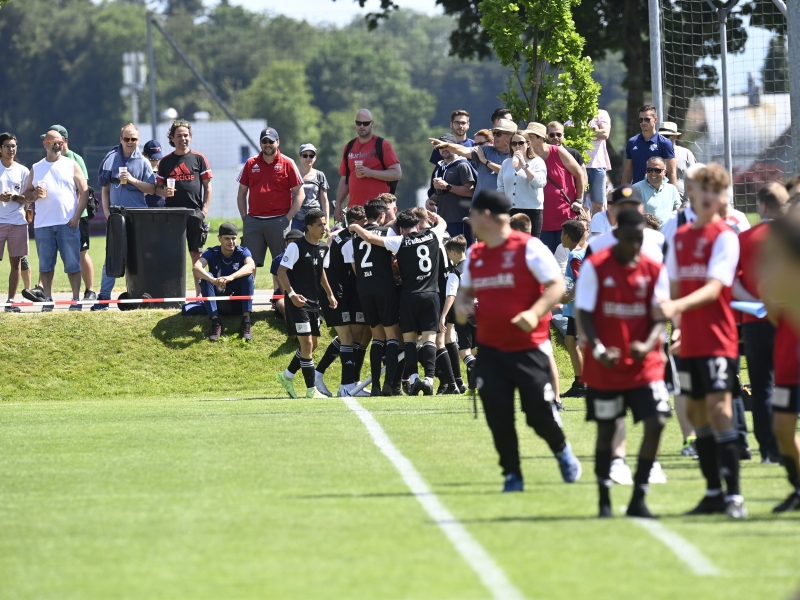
[222,0,442,26]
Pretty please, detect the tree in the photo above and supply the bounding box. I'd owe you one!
[762,36,788,93]
[479,0,600,152]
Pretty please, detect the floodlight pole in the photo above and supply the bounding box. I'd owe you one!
[147,14,158,141]
[787,0,800,175]
[648,0,664,123]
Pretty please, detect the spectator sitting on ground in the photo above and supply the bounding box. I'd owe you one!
[192,222,256,343]
[633,156,681,226]
[270,229,305,328]
[509,213,531,234]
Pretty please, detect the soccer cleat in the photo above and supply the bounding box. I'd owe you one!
[354,383,371,397]
[724,497,748,519]
[370,386,382,397]
[555,400,566,412]
[83,289,97,301]
[455,380,467,395]
[772,491,800,513]
[761,454,780,465]
[502,473,524,493]
[685,493,727,515]
[239,319,252,342]
[681,436,698,458]
[381,384,394,397]
[4,303,21,313]
[437,383,455,395]
[598,485,613,518]
[609,458,633,485]
[421,379,434,396]
[91,295,110,311]
[648,462,667,484]
[391,384,402,397]
[626,498,658,519]
[208,320,222,342]
[314,375,332,397]
[276,372,298,399]
[22,286,45,302]
[555,443,582,483]
[68,298,82,311]
[402,380,412,396]
[337,385,352,397]
[562,381,587,398]
[409,379,423,396]
[41,298,54,312]
[306,387,328,399]
[740,446,753,461]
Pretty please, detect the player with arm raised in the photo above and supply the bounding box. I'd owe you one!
[576,208,671,518]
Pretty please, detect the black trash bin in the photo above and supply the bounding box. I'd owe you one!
[111,207,196,309]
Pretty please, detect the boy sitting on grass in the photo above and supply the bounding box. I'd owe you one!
[561,219,588,398]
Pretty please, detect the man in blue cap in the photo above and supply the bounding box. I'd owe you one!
[142,140,164,208]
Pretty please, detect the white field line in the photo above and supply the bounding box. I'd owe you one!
[627,515,720,576]
[342,396,525,600]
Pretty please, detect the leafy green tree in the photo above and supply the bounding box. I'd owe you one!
[479,0,600,152]
[762,36,788,93]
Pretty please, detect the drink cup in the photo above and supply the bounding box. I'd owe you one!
[119,167,128,184]
[37,181,47,198]
[166,178,176,197]
[354,160,364,177]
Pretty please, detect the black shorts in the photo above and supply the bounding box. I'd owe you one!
[586,383,673,423]
[400,292,440,334]
[79,216,90,251]
[772,386,800,414]
[475,343,556,407]
[439,293,455,325]
[287,305,321,337]
[322,291,365,328]
[678,356,739,400]
[565,316,577,337]
[186,212,208,254]
[360,289,400,328]
[456,321,476,350]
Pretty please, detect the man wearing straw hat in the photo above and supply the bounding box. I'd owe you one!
[658,122,696,205]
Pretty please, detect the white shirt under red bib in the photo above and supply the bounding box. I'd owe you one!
[666,219,739,359]
[575,248,669,390]
[462,230,561,352]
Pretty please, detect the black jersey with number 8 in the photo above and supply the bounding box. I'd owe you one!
[386,227,447,295]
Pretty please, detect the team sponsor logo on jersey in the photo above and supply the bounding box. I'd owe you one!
[501,250,516,269]
[649,143,657,151]
[472,273,514,289]
[602,301,647,317]
[602,276,616,287]
[693,237,709,258]
[678,264,707,279]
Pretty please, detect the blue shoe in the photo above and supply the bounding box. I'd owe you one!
[91,295,110,311]
[502,473,524,493]
[556,443,582,483]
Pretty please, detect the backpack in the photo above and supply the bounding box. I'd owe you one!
[86,186,99,219]
[343,136,398,194]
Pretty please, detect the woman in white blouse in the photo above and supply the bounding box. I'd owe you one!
[497,130,547,237]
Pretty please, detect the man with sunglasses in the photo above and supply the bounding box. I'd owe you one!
[622,104,677,186]
[92,124,157,311]
[334,109,402,223]
[547,121,587,198]
[633,157,680,227]
[429,109,473,165]
[237,127,304,291]
[22,130,89,310]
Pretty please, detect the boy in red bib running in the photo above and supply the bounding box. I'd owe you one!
[576,209,671,518]
[656,163,745,518]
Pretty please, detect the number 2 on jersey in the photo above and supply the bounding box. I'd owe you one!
[359,240,373,269]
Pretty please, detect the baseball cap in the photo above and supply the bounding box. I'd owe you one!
[142,140,163,159]
[285,229,304,241]
[41,124,69,139]
[610,185,644,205]
[492,119,518,134]
[299,143,316,155]
[260,127,279,142]
[439,133,457,144]
[218,222,238,236]
[471,189,512,215]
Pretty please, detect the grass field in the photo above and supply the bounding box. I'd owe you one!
[0,310,796,599]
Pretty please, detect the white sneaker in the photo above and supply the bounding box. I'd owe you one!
[648,461,667,484]
[314,375,332,397]
[353,382,371,397]
[337,385,352,397]
[609,458,633,485]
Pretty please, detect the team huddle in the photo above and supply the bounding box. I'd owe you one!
[271,163,800,520]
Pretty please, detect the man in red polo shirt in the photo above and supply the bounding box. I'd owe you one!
[333,109,402,223]
[455,189,582,493]
[734,182,790,463]
[237,127,304,278]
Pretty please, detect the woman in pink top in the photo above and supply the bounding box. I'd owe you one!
[526,122,583,253]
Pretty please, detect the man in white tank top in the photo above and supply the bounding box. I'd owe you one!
[22,130,88,310]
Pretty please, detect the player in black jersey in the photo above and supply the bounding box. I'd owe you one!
[447,236,477,389]
[350,208,448,396]
[314,206,370,397]
[276,209,337,399]
[439,235,468,394]
[343,199,403,396]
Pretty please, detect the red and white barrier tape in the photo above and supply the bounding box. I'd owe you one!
[2,294,284,308]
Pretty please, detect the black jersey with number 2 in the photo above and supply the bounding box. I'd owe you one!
[385,226,447,295]
[348,225,397,297]
[280,236,329,310]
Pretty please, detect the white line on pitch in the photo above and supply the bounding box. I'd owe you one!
[625,511,719,576]
[342,396,525,600]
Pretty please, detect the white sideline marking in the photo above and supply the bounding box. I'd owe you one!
[342,396,525,600]
[627,515,719,576]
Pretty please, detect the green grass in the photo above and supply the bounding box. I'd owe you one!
[0,312,793,599]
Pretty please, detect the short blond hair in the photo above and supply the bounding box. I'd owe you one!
[120,123,139,135]
[377,192,396,205]
[693,162,730,192]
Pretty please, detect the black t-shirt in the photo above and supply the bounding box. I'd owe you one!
[157,150,212,211]
[325,229,356,298]
[427,159,476,223]
[280,236,328,310]
[564,146,585,167]
[346,224,397,297]
[384,226,447,295]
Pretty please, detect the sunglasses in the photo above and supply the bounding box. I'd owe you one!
[122,137,139,142]
[639,117,652,123]
[491,130,509,136]
[173,120,190,127]
[49,141,64,146]
[510,141,527,147]
[301,153,316,159]
[475,141,489,146]
[355,120,373,126]
[548,132,563,138]
[646,167,665,173]
[261,139,276,145]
